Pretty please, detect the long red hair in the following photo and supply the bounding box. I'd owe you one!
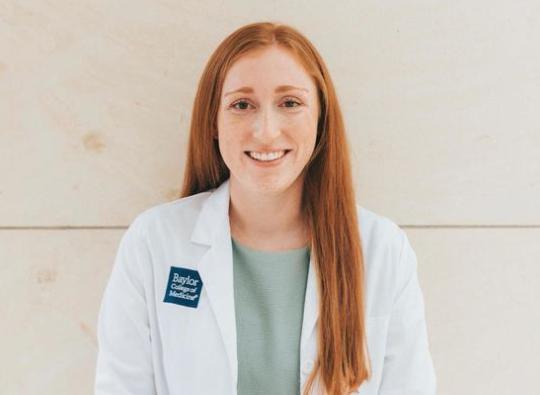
[180,21,370,395]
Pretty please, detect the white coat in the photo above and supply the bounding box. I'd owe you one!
[95,178,437,395]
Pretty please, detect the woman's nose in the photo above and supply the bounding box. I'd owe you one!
[253,106,281,141]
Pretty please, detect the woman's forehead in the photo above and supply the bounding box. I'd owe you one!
[222,49,315,96]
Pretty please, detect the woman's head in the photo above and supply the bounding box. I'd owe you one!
[216,45,319,195]
[181,22,370,395]
[181,21,333,196]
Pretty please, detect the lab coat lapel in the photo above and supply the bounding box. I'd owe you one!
[190,177,321,392]
[190,178,238,389]
[301,250,319,354]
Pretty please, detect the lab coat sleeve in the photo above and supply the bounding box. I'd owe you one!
[378,229,437,395]
[95,216,157,394]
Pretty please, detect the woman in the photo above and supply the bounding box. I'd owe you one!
[95,22,437,395]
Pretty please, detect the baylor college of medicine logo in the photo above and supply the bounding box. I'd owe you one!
[163,266,203,308]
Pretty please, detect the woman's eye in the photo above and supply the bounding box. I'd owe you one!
[282,99,301,108]
[231,100,252,110]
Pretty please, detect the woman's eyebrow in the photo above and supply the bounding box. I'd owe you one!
[224,85,309,97]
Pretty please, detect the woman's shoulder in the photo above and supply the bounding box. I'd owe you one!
[356,204,404,250]
[356,204,414,316]
[355,204,411,278]
[128,190,215,238]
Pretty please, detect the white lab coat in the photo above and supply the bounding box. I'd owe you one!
[95,177,437,395]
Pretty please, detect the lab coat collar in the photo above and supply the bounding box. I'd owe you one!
[190,177,319,388]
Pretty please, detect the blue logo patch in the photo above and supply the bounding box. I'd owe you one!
[163,266,203,308]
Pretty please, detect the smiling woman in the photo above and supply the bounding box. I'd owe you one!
[95,21,436,395]
[184,22,375,394]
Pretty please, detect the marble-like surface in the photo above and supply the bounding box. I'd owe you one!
[0,1,538,225]
[408,228,540,395]
[0,229,122,394]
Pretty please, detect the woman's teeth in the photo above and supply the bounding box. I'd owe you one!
[248,150,286,162]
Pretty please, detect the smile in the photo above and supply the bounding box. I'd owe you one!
[244,150,291,165]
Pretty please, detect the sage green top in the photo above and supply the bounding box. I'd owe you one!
[232,237,311,395]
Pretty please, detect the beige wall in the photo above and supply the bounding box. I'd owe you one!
[1,1,539,394]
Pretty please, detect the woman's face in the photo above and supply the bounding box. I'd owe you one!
[217,45,320,195]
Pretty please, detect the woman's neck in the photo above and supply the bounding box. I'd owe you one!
[228,176,308,251]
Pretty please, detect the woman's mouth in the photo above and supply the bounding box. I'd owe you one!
[244,149,291,166]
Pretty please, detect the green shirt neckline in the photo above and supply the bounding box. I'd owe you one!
[231,236,310,256]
